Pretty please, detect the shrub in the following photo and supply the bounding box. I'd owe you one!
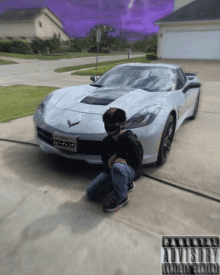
[51,37,61,52]
[66,45,82,52]
[0,40,33,54]
[31,38,47,54]
[0,41,12,52]
[44,39,57,53]
[100,48,110,53]
[88,46,103,53]
[10,40,33,54]
[146,52,158,60]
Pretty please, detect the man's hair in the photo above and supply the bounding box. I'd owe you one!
[102,107,127,127]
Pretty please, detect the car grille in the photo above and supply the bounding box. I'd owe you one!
[37,127,102,155]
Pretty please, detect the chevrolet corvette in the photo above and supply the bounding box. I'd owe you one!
[34,63,201,165]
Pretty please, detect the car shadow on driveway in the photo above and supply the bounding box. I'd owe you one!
[1,137,161,190]
[2,141,145,206]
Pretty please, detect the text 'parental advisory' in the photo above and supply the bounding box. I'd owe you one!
[161,236,220,274]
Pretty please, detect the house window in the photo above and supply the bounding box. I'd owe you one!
[39,22,42,27]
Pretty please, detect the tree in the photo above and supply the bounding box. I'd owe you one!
[133,33,158,53]
[86,24,116,52]
[70,36,89,50]
[145,33,158,54]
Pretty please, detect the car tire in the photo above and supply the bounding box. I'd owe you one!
[156,114,175,166]
[188,90,200,120]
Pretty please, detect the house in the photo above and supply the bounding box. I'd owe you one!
[154,0,220,60]
[0,7,70,42]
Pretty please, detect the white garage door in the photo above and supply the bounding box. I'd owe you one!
[162,31,220,59]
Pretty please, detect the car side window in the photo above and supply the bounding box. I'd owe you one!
[176,69,186,89]
[179,68,187,83]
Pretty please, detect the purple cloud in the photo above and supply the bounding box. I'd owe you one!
[0,0,174,40]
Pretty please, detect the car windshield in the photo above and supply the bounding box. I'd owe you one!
[94,66,176,92]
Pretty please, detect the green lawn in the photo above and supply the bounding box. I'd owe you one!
[71,57,151,76]
[0,51,127,60]
[0,59,17,65]
[0,85,59,123]
[55,56,148,73]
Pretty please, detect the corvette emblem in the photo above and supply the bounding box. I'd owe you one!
[67,120,80,128]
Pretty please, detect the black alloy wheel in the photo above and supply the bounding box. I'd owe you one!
[156,114,175,165]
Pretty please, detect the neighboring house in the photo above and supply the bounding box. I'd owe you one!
[0,7,70,42]
[154,0,220,60]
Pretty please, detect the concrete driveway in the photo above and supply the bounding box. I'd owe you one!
[0,58,220,275]
[148,59,220,200]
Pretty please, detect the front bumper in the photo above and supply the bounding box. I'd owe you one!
[34,121,164,165]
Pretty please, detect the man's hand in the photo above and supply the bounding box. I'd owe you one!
[108,154,118,168]
[114,158,127,165]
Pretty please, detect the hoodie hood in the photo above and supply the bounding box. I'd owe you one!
[109,130,137,142]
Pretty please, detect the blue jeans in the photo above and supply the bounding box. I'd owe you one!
[86,162,137,202]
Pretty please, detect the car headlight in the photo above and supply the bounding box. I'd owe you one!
[125,104,162,129]
[38,93,53,114]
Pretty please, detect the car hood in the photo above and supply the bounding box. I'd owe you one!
[54,85,167,116]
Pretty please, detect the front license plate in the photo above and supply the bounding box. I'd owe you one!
[52,133,78,152]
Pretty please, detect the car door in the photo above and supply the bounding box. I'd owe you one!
[179,68,197,110]
[176,69,189,121]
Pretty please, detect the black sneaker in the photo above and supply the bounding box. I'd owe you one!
[128,181,135,192]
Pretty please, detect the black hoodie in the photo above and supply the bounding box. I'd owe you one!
[101,130,143,180]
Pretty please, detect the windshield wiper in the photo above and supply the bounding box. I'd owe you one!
[90,84,103,87]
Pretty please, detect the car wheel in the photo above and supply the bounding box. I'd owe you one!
[156,114,175,166]
[188,90,200,120]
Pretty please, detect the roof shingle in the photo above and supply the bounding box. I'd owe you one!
[0,7,45,22]
[154,0,220,24]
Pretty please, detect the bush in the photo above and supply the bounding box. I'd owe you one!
[100,48,110,53]
[31,38,47,54]
[66,45,82,52]
[0,41,12,52]
[146,52,158,60]
[51,37,61,52]
[88,46,103,53]
[10,40,33,54]
[44,39,56,53]
[0,40,33,54]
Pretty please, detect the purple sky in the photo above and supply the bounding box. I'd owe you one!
[0,0,174,40]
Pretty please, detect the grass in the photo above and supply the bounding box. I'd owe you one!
[0,51,127,60]
[0,59,18,65]
[0,85,59,123]
[55,56,148,73]
[71,56,150,76]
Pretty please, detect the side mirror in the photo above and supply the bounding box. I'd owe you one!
[90,76,97,83]
[182,83,201,93]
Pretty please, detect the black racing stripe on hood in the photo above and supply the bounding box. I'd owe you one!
[80,87,132,106]
[81,96,115,105]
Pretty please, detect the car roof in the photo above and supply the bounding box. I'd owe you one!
[117,63,180,70]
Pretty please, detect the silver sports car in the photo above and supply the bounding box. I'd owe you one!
[33,63,201,165]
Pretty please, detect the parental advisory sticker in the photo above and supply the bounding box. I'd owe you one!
[161,236,220,274]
